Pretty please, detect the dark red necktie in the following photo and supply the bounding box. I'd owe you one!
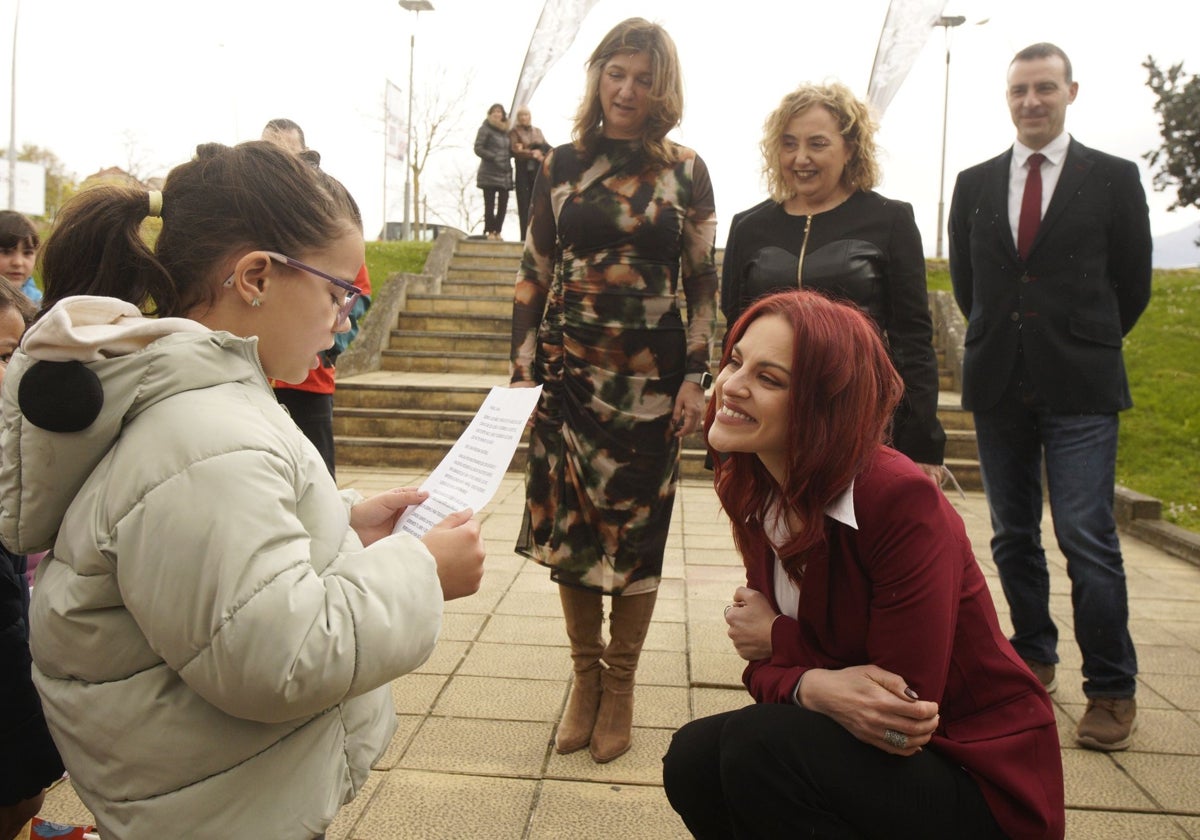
[1017,152,1046,260]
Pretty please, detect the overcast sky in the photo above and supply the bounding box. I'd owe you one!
[5,0,1198,263]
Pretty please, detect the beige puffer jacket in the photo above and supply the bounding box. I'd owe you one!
[0,297,443,839]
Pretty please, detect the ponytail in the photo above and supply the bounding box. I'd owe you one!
[39,187,174,316]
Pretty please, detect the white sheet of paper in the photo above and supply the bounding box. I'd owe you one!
[394,385,542,538]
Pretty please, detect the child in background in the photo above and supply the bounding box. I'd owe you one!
[0,212,42,305]
[0,282,64,840]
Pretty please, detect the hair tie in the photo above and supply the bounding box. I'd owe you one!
[147,190,163,218]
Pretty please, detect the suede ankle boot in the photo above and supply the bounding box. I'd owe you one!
[590,590,658,763]
[555,585,605,754]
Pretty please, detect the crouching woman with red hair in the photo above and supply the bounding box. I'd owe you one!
[662,290,1064,839]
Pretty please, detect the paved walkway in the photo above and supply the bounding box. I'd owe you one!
[37,470,1200,839]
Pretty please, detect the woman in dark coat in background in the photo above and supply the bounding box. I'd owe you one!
[475,103,513,240]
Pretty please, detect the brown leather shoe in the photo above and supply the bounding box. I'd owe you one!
[1077,697,1137,751]
[1021,658,1058,694]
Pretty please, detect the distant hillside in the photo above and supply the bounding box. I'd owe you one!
[1153,222,1200,268]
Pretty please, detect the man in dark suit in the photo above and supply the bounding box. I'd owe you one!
[948,42,1152,752]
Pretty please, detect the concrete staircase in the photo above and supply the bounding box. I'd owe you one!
[334,236,982,489]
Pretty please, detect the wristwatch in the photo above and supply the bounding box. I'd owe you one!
[684,371,713,389]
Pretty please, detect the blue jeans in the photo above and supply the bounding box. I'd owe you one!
[974,394,1137,698]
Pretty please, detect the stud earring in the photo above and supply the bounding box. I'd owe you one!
[250,297,262,308]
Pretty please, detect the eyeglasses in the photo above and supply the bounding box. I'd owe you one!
[224,251,360,327]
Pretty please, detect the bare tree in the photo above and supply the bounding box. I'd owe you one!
[121,131,160,183]
[428,162,484,235]
[405,68,474,237]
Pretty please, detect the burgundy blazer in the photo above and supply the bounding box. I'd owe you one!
[743,447,1065,839]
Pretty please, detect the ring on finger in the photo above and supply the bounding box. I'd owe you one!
[883,729,909,749]
[723,604,733,617]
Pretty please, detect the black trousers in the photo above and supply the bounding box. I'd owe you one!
[514,163,537,242]
[663,704,1008,839]
[274,388,336,478]
[482,187,509,235]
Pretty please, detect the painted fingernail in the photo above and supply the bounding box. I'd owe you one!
[904,687,919,700]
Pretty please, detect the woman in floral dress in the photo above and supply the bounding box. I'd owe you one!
[509,17,718,763]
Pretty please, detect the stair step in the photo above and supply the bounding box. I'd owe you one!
[389,330,509,355]
[335,379,500,411]
[406,293,512,315]
[335,435,715,481]
[441,279,517,296]
[396,311,513,332]
[380,350,511,375]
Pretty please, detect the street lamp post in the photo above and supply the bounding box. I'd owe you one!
[398,0,433,241]
[7,0,21,211]
[933,15,965,260]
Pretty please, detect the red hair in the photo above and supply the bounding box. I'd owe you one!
[705,290,904,580]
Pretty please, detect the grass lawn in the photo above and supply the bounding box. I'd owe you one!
[928,261,1200,532]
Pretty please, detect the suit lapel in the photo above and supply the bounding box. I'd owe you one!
[988,150,1020,260]
[1029,139,1093,259]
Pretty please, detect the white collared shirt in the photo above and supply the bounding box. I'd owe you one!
[1008,132,1071,248]
[768,481,857,619]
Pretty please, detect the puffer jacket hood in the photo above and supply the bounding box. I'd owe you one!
[1,296,237,553]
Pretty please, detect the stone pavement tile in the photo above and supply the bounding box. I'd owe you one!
[1140,644,1200,676]
[633,684,690,729]
[1064,809,1192,840]
[1061,750,1156,810]
[1132,600,1200,623]
[1113,753,1200,813]
[458,640,569,681]
[692,687,752,719]
[413,639,468,675]
[399,717,553,777]
[681,546,742,567]
[1138,673,1200,711]
[1163,621,1200,650]
[1176,815,1200,836]
[35,778,92,827]
[645,618,686,652]
[482,554,525,578]
[480,613,569,646]
[438,611,486,642]
[391,673,449,715]
[371,715,424,770]
[507,569,560,594]
[687,616,735,653]
[494,588,561,618]
[1132,618,1198,647]
[443,584,505,615]
[690,649,746,688]
[639,649,689,687]
[433,675,564,722]
[651,595,687,624]
[686,577,744,600]
[528,780,688,840]
[685,562,747,583]
[545,726,675,786]
[659,578,686,600]
[327,769,383,840]
[350,770,537,840]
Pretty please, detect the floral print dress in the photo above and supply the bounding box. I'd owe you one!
[510,138,717,594]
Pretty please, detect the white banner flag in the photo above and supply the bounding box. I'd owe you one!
[867,0,948,117]
[385,80,407,161]
[510,0,600,117]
